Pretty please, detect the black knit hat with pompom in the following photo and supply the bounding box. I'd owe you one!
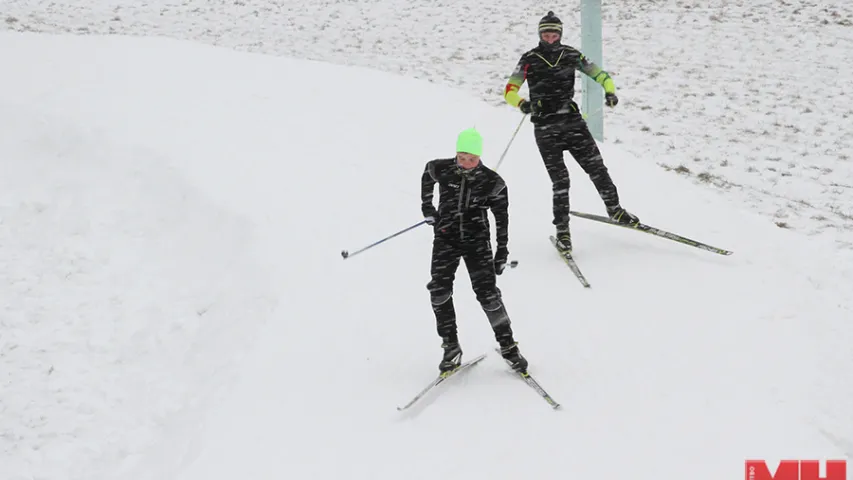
[538,11,563,35]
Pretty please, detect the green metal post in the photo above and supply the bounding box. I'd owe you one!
[581,0,604,141]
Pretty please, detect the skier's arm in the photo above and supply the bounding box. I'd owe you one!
[490,179,509,248]
[503,56,529,109]
[577,54,616,94]
[421,161,438,218]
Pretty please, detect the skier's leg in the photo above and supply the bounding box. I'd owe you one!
[462,239,508,336]
[426,234,463,372]
[562,121,621,210]
[462,239,528,372]
[564,121,639,224]
[533,124,571,235]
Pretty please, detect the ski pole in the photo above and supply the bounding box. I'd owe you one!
[494,114,527,172]
[341,220,428,259]
[582,107,603,121]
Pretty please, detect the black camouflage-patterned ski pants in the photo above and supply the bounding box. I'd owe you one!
[533,119,621,231]
[426,233,513,343]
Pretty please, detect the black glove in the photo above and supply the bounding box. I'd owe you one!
[519,100,532,114]
[424,213,441,233]
[605,93,618,107]
[493,246,509,275]
[423,208,438,224]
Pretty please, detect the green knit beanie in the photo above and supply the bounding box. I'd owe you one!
[456,128,483,156]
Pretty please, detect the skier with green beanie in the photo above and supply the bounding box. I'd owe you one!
[420,127,528,374]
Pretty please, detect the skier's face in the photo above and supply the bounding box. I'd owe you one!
[540,32,560,44]
[456,153,480,170]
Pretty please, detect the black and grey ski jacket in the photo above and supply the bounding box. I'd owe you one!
[420,157,509,247]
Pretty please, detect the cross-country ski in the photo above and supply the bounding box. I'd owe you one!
[570,210,733,256]
[495,348,562,410]
[549,235,592,288]
[396,353,487,411]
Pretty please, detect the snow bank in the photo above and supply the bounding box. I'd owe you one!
[0,100,277,480]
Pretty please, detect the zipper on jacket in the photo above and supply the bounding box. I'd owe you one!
[457,175,466,240]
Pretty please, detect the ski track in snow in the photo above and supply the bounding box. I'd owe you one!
[2,0,853,250]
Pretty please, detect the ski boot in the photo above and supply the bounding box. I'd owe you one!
[607,205,640,225]
[554,228,572,254]
[439,338,462,375]
[499,340,528,374]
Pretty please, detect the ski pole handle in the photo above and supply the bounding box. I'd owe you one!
[504,260,519,271]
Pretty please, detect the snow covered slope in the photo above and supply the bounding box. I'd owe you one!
[1,33,851,480]
[2,0,852,251]
[0,61,279,479]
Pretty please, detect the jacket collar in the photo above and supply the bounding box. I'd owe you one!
[455,162,485,180]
